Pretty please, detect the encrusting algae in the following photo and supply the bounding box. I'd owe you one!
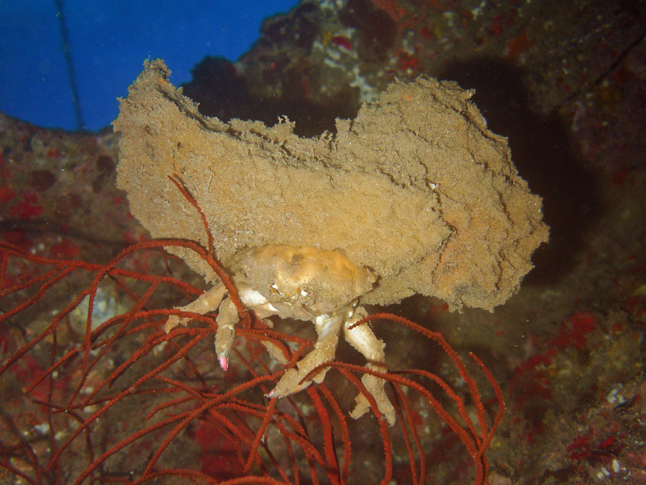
[113,59,548,424]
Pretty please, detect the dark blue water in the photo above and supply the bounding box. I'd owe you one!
[0,0,299,131]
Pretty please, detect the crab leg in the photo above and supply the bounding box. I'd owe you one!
[269,309,347,398]
[214,296,240,371]
[164,283,226,333]
[343,307,396,426]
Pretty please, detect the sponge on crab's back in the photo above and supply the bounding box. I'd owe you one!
[114,59,548,311]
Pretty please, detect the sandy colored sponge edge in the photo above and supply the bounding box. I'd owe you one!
[114,59,548,311]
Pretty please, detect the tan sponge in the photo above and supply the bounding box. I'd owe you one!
[114,59,548,311]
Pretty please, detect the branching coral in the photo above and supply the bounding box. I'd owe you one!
[0,238,503,484]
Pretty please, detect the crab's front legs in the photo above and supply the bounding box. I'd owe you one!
[164,284,277,371]
[163,282,238,370]
[213,297,238,371]
[164,284,226,333]
[269,309,347,398]
[344,307,396,426]
[216,287,279,370]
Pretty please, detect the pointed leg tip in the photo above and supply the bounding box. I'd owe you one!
[219,356,228,371]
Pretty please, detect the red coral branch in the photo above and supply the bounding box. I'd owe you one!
[0,238,503,484]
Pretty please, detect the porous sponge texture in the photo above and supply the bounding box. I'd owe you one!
[114,59,548,311]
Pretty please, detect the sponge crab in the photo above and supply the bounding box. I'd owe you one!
[115,60,548,429]
[165,244,396,425]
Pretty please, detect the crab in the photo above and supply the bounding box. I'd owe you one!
[165,244,396,425]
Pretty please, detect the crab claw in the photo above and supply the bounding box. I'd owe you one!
[214,296,239,373]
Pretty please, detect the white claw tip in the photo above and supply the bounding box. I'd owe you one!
[219,356,228,371]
